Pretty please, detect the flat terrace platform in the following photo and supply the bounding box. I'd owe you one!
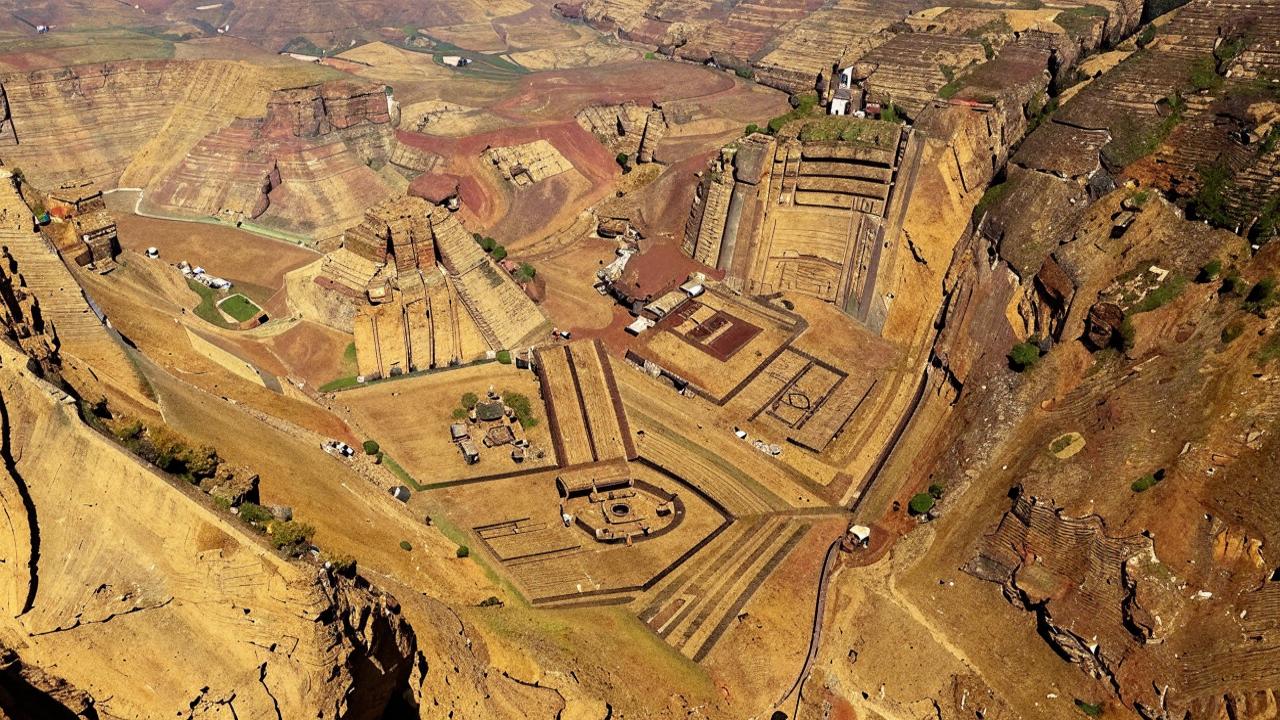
[627,286,805,403]
[429,461,728,604]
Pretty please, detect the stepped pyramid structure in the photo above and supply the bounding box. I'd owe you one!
[313,196,550,379]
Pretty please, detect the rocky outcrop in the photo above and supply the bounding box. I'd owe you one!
[1083,301,1124,350]
[0,644,96,719]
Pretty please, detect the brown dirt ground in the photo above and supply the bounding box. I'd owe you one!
[338,362,557,483]
[113,211,320,316]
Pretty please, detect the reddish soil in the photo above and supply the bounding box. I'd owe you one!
[489,61,738,123]
[401,119,618,240]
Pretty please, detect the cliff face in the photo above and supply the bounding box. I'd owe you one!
[144,79,398,240]
[0,60,404,242]
[0,338,415,719]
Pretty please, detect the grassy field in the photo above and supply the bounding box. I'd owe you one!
[217,294,263,323]
[186,279,235,329]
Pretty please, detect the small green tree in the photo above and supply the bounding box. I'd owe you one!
[461,392,479,409]
[491,246,508,261]
[615,152,630,172]
[1119,317,1136,352]
[1246,276,1276,307]
[451,407,467,420]
[479,236,497,252]
[1197,259,1222,282]
[1220,271,1249,297]
[237,502,273,527]
[496,350,513,364]
[745,123,760,135]
[1008,342,1041,371]
[1130,474,1158,492]
[928,483,945,499]
[271,521,316,555]
[456,545,470,558]
[517,262,536,281]
[399,540,413,551]
[907,493,935,515]
[363,439,380,455]
[1074,699,1104,717]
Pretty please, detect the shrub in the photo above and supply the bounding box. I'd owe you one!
[1220,271,1249,297]
[479,595,503,607]
[1246,277,1276,305]
[399,540,413,551]
[880,103,901,124]
[1075,699,1104,717]
[324,552,356,575]
[490,245,508,262]
[362,439,380,455]
[502,391,537,428]
[113,419,144,442]
[615,152,630,171]
[270,521,316,554]
[1130,473,1159,492]
[496,349,513,364]
[1222,321,1244,344]
[972,181,1011,224]
[644,51,657,60]
[456,545,470,558]
[1197,259,1222,282]
[177,443,220,480]
[745,123,760,135]
[237,502,273,527]
[451,407,467,420]
[1051,435,1074,454]
[907,493,935,515]
[461,392,479,409]
[1119,317,1136,352]
[928,483,945,499]
[478,236,497,252]
[516,262,536,281]
[735,67,754,79]
[1257,334,1280,365]
[1136,24,1157,48]
[1008,342,1041,371]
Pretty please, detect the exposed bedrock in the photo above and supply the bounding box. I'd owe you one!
[0,338,416,719]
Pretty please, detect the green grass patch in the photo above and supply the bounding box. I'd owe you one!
[973,181,1012,224]
[319,376,361,392]
[796,116,900,147]
[1102,92,1184,168]
[765,92,821,134]
[381,453,427,492]
[186,279,235,329]
[1256,334,1280,365]
[216,294,262,323]
[1190,54,1224,91]
[1055,5,1109,39]
[1131,275,1187,313]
